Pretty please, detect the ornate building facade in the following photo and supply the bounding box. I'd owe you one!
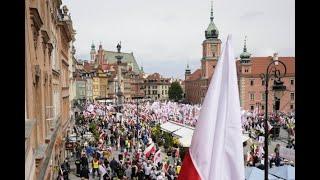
[25,0,76,179]
[237,39,295,113]
[78,43,144,102]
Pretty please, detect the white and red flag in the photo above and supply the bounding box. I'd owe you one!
[144,142,156,158]
[178,35,244,180]
[153,149,163,164]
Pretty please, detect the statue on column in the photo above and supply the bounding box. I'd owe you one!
[116,42,121,53]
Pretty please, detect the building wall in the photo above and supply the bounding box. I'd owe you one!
[143,81,170,101]
[92,77,100,100]
[86,78,93,101]
[99,75,108,98]
[185,79,207,104]
[25,1,75,179]
[75,80,86,99]
[158,84,169,100]
[241,76,295,113]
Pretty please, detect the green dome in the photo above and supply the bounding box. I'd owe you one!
[205,22,219,39]
[240,51,251,59]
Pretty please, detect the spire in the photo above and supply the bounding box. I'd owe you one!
[99,41,102,50]
[240,35,251,60]
[91,41,95,49]
[210,1,213,22]
[205,1,219,39]
[243,35,247,52]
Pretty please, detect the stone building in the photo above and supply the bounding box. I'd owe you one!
[143,73,171,101]
[237,39,295,113]
[25,0,75,179]
[85,43,143,101]
[185,3,221,104]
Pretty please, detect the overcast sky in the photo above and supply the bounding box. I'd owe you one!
[63,0,294,79]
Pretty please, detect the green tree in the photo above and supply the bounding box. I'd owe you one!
[168,81,183,101]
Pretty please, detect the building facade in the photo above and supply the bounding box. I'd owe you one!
[237,40,295,113]
[81,43,143,101]
[144,73,170,101]
[25,0,76,179]
[185,3,221,104]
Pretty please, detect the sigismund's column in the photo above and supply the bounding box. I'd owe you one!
[115,42,123,110]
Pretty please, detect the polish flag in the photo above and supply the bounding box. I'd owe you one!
[153,149,163,164]
[144,143,156,158]
[178,35,244,180]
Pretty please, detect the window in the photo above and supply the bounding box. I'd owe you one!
[290,104,294,109]
[250,105,254,111]
[245,69,248,73]
[261,105,265,110]
[291,79,294,85]
[250,93,254,101]
[262,80,265,86]
[148,90,150,95]
[261,93,265,101]
[290,93,295,101]
[250,80,254,86]
[162,90,164,95]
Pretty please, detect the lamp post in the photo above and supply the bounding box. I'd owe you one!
[260,60,287,180]
[132,96,143,141]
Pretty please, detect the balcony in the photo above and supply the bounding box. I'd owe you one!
[45,106,54,121]
[25,119,36,158]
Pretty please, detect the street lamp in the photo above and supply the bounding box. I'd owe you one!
[132,96,143,125]
[260,60,286,180]
[132,96,143,140]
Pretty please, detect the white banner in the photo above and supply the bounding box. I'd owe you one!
[279,146,295,162]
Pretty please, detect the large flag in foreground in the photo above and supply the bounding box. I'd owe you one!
[178,35,244,180]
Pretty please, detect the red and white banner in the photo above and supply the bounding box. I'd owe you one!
[144,143,156,158]
[153,149,163,164]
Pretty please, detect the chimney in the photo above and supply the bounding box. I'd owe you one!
[273,52,279,65]
[273,52,278,60]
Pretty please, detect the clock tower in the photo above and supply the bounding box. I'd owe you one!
[201,1,222,79]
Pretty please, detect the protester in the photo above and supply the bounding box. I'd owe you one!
[73,100,294,179]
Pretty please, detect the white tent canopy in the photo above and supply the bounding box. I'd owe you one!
[160,121,250,147]
[245,167,279,180]
[173,126,195,147]
[160,121,182,133]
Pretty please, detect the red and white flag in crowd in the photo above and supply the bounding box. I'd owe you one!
[178,35,244,180]
[144,142,156,158]
[267,120,273,131]
[153,149,163,164]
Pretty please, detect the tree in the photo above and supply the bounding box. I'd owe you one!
[168,81,183,101]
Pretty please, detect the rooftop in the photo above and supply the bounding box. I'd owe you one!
[237,56,295,76]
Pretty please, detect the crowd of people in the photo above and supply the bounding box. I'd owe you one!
[241,109,295,170]
[58,100,199,180]
[241,110,295,149]
[57,100,295,179]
